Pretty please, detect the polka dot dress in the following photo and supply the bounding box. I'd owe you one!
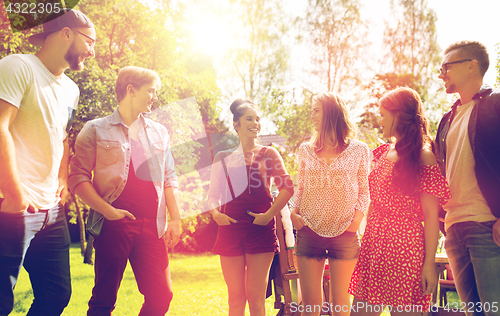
[349,144,451,309]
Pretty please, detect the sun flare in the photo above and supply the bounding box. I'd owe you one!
[190,16,232,58]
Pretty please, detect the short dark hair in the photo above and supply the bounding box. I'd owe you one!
[444,41,489,77]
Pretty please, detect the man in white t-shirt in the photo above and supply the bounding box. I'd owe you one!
[0,10,95,315]
[436,41,500,316]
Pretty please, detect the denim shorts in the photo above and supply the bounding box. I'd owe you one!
[295,226,359,261]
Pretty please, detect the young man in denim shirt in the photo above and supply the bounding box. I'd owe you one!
[436,40,500,316]
[69,66,181,316]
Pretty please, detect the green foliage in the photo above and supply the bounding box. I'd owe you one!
[261,89,314,175]
[304,0,370,93]
[12,247,279,315]
[0,2,38,55]
[358,72,444,144]
[69,0,226,251]
[2,0,70,33]
[358,0,444,142]
[221,0,289,103]
[496,42,500,88]
[12,246,461,315]
[383,0,441,85]
[381,0,448,129]
[1,0,226,250]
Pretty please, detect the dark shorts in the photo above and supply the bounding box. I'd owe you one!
[212,220,279,256]
[295,226,359,261]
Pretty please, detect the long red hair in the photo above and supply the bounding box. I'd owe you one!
[379,87,433,195]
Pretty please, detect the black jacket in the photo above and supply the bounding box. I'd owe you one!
[436,84,500,218]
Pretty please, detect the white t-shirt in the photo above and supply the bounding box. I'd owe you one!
[444,100,496,230]
[0,54,79,209]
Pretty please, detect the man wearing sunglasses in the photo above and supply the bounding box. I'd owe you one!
[0,9,95,315]
[436,41,500,315]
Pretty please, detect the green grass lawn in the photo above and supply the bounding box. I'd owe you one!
[11,243,277,315]
[11,243,461,315]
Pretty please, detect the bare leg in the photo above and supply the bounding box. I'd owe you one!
[220,255,247,316]
[297,256,327,316]
[328,259,357,316]
[245,252,275,316]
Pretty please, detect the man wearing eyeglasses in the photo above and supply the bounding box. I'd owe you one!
[436,41,500,315]
[0,9,95,315]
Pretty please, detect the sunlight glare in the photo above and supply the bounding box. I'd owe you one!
[190,16,231,58]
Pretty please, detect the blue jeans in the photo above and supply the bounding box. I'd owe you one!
[0,201,71,316]
[445,221,500,316]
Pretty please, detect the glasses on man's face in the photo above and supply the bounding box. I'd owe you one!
[74,30,96,48]
[437,59,472,76]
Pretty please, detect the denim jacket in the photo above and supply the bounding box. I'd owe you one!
[436,84,500,218]
[68,109,178,237]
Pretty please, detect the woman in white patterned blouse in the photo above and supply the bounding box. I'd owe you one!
[291,93,370,316]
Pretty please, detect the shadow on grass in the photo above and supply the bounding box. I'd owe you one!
[12,290,32,314]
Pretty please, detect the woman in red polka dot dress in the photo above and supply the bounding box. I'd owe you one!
[349,87,451,315]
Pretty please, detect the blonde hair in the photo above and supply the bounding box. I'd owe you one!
[115,66,161,102]
[309,92,358,151]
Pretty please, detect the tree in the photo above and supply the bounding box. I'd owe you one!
[358,0,443,144]
[0,1,37,56]
[358,73,422,148]
[382,0,441,93]
[1,0,227,254]
[496,43,500,88]
[262,89,314,175]
[74,0,229,254]
[218,0,289,104]
[304,0,370,94]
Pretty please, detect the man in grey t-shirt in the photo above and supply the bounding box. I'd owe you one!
[0,10,95,315]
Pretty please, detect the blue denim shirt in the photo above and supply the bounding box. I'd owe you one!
[68,109,178,237]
